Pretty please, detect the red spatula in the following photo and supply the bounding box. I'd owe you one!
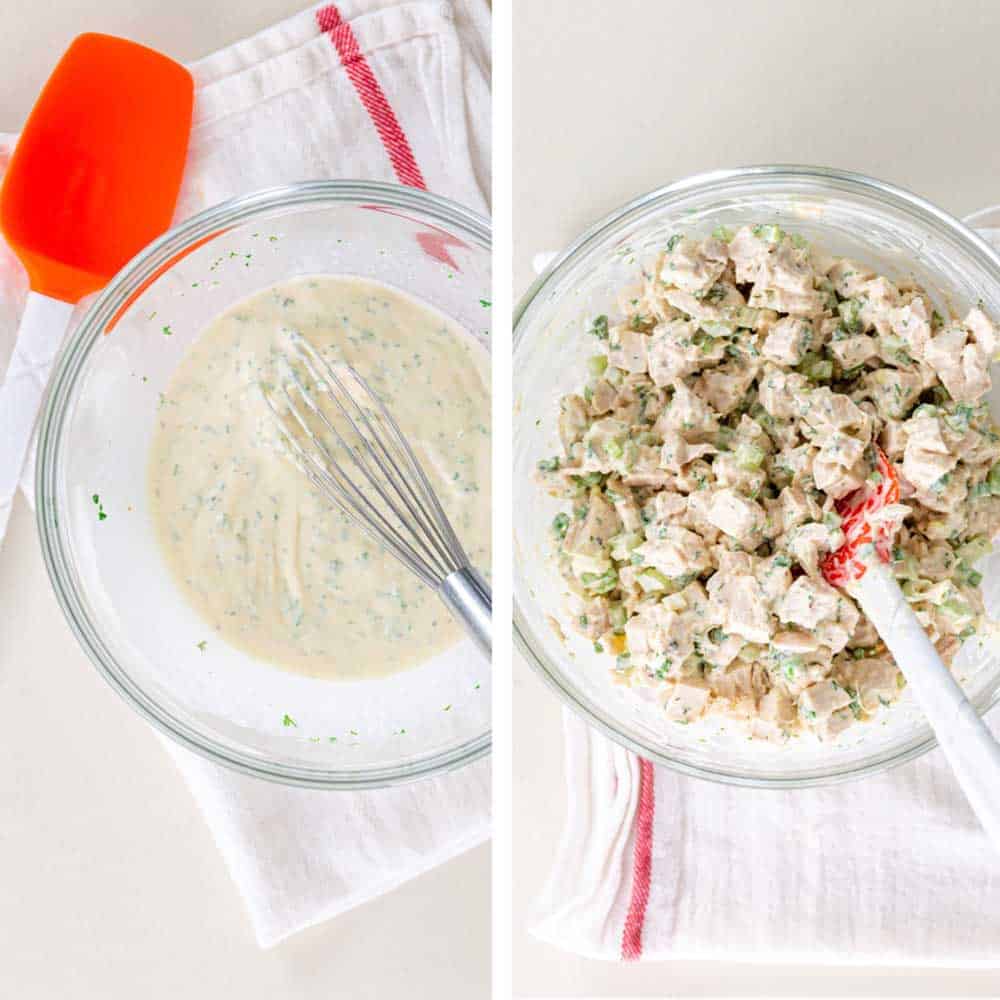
[0,32,193,541]
[822,446,1000,847]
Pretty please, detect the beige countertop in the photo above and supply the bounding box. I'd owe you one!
[0,4,489,998]
[513,0,1000,994]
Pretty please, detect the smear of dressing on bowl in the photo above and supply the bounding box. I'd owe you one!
[148,275,490,680]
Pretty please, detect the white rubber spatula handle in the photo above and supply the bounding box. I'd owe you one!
[854,560,1000,845]
[0,291,74,541]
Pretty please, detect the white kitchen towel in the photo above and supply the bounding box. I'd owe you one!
[169,743,490,948]
[531,709,1000,965]
[0,0,491,947]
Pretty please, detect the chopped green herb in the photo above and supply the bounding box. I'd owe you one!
[589,315,609,341]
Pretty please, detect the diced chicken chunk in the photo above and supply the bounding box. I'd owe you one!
[635,525,711,579]
[706,488,767,548]
[799,679,852,721]
[776,576,840,630]
[902,413,958,491]
[608,326,649,374]
[762,316,814,366]
[646,319,725,385]
[707,570,773,644]
[659,237,728,294]
[663,677,712,722]
[924,322,992,404]
[559,394,590,449]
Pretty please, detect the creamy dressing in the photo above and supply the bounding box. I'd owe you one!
[148,275,490,680]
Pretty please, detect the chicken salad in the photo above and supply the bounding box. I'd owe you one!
[537,225,1000,742]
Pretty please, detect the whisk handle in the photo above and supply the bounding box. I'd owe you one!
[439,567,491,661]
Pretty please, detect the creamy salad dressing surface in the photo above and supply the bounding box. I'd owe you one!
[148,275,490,680]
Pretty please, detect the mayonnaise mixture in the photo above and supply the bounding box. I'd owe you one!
[149,275,490,680]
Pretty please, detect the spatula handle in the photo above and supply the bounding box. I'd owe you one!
[855,560,1000,847]
[0,291,74,544]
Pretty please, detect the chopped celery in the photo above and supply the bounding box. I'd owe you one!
[588,354,608,376]
[735,441,765,470]
[751,223,784,243]
[604,438,624,460]
[957,535,991,564]
[637,568,670,592]
[712,225,734,242]
[700,321,735,338]
[609,602,627,630]
[942,598,973,618]
[609,531,643,561]
[581,569,619,595]
[715,426,735,451]
[838,298,864,334]
[692,332,716,354]
[988,463,1000,494]
[945,403,975,433]
[799,353,833,382]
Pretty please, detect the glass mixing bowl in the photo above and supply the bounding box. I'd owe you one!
[514,165,1000,788]
[37,181,491,789]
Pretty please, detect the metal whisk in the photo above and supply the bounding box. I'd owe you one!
[264,335,491,660]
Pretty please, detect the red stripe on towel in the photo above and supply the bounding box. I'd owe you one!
[621,758,655,961]
[316,5,428,190]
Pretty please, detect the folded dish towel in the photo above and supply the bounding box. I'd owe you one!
[0,0,490,947]
[531,707,1000,965]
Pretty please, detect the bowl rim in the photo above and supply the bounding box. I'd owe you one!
[36,179,491,790]
[513,163,1000,789]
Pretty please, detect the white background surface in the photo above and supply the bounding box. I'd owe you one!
[0,4,489,998]
[514,0,1000,995]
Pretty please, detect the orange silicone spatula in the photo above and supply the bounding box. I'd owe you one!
[0,32,193,540]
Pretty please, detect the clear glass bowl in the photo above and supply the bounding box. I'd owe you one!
[513,165,1000,788]
[37,181,491,789]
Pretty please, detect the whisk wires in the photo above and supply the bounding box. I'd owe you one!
[263,334,472,591]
